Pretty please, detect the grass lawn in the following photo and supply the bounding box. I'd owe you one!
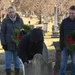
[22,17,39,25]
[44,38,59,50]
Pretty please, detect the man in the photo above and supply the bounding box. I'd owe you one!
[1,6,24,75]
[60,5,75,75]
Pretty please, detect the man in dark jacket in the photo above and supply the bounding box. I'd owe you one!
[1,6,24,75]
[18,28,44,63]
[60,5,75,75]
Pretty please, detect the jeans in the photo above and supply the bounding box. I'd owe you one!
[60,48,75,75]
[5,50,20,69]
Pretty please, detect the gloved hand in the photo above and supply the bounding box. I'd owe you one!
[20,29,26,36]
[24,60,31,64]
[60,44,64,50]
[2,44,8,51]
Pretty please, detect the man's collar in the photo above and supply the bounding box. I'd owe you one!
[68,17,75,22]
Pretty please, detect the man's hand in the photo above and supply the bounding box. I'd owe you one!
[2,44,8,51]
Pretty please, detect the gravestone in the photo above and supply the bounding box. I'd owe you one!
[24,54,52,75]
[43,22,48,33]
[53,42,71,75]
[51,25,59,38]
[53,42,61,73]
[20,42,49,75]
[42,42,48,62]
[36,26,42,30]
[29,25,34,29]
[51,6,59,38]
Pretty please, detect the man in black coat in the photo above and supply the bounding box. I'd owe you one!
[18,28,44,63]
[60,5,75,75]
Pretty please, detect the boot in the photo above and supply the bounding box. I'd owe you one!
[5,69,11,75]
[14,68,20,75]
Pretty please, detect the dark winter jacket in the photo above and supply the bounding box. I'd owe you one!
[1,13,24,51]
[60,17,75,50]
[18,28,44,63]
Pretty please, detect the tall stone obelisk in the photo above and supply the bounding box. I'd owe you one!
[51,5,59,38]
[54,5,58,31]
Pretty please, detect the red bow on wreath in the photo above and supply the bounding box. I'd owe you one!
[66,38,75,46]
[17,36,22,41]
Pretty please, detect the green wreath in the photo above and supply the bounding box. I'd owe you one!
[65,30,75,52]
[12,24,31,47]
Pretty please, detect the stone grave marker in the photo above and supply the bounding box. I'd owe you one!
[24,54,52,75]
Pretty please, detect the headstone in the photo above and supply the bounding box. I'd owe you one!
[43,21,48,33]
[54,6,58,28]
[36,26,42,30]
[20,42,49,75]
[24,54,52,75]
[51,6,59,38]
[53,42,61,73]
[42,42,48,62]
[53,42,71,74]
[29,25,34,29]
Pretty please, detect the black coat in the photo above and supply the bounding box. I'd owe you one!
[18,28,44,63]
[60,17,75,50]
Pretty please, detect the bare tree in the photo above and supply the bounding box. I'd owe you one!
[15,0,75,24]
